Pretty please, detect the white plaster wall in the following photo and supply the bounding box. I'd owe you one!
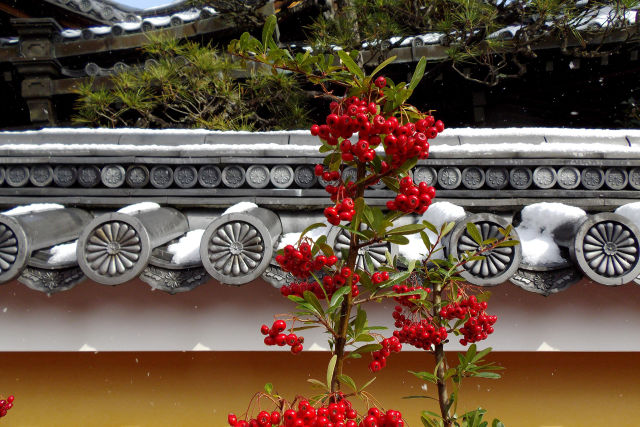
[0,278,639,351]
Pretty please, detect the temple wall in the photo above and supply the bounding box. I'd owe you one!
[1,278,640,352]
[0,351,638,426]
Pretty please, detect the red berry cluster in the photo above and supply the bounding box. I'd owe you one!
[0,395,14,418]
[260,320,304,354]
[360,407,404,427]
[280,267,360,300]
[383,116,444,169]
[385,177,435,214]
[371,271,389,284]
[228,397,405,427]
[368,336,402,372]
[440,296,497,345]
[391,309,448,350]
[323,198,355,226]
[391,283,430,308]
[276,243,337,279]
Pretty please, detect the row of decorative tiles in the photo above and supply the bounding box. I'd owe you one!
[0,163,639,192]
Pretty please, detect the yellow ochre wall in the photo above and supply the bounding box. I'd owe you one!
[0,351,638,426]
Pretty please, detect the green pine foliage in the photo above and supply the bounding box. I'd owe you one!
[305,0,640,85]
[73,36,311,130]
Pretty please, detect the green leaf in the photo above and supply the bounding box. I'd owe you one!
[287,295,304,303]
[319,241,334,257]
[264,382,273,394]
[326,355,337,390]
[261,15,277,51]
[471,346,492,363]
[408,57,427,91]
[409,370,438,384]
[300,223,326,240]
[471,372,502,379]
[319,144,333,153]
[354,306,367,338]
[395,157,418,176]
[337,374,357,392]
[385,235,410,245]
[329,285,351,312]
[492,420,505,427]
[308,378,329,391]
[387,223,426,236]
[423,221,438,235]
[496,239,520,247]
[352,197,365,230]
[359,376,376,391]
[381,176,399,192]
[337,50,364,80]
[441,221,456,237]
[419,230,431,249]
[351,343,382,355]
[379,271,411,289]
[354,334,376,342]
[303,290,324,316]
[364,252,376,274]
[402,395,438,400]
[369,55,397,79]
[466,223,483,245]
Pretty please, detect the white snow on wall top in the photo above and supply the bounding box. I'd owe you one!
[167,229,205,264]
[222,202,258,215]
[400,202,466,261]
[48,241,78,265]
[516,202,587,267]
[117,202,161,214]
[615,202,640,231]
[2,203,65,216]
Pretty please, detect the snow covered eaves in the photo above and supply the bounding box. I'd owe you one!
[3,201,640,295]
[0,127,639,157]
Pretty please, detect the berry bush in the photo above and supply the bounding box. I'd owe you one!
[0,395,14,419]
[226,16,515,427]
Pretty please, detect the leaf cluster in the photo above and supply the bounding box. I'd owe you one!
[304,0,640,86]
[73,35,310,130]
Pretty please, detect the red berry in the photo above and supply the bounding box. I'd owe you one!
[314,164,324,176]
[270,412,281,425]
[311,124,320,136]
[228,413,238,426]
[286,334,298,346]
[260,324,269,335]
[375,76,387,88]
[273,319,286,332]
[340,267,352,278]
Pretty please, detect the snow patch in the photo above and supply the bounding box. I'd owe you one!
[192,342,211,351]
[615,203,640,231]
[48,241,78,265]
[222,202,258,215]
[537,341,559,352]
[400,202,466,261]
[308,342,329,351]
[117,202,161,214]
[79,344,97,352]
[277,225,328,251]
[167,229,205,264]
[2,203,64,216]
[516,203,586,266]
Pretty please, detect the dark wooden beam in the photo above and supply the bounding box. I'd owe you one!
[0,2,30,18]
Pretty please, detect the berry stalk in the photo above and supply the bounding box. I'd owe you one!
[432,282,453,427]
[331,162,366,393]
